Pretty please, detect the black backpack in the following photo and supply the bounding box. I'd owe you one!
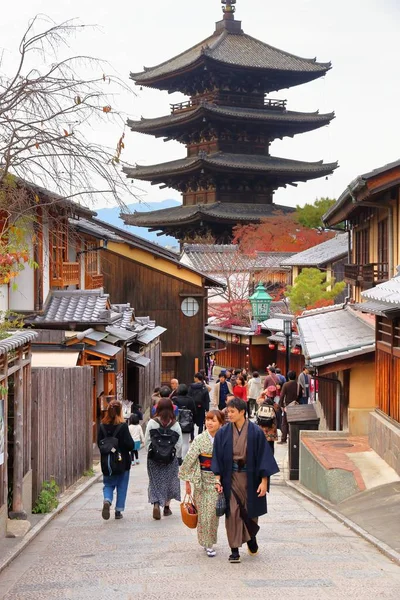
[148,421,180,465]
[99,424,125,476]
[178,408,194,434]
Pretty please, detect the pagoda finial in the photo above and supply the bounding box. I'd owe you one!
[222,0,236,19]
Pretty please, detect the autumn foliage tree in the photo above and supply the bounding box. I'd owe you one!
[285,267,346,314]
[233,212,334,255]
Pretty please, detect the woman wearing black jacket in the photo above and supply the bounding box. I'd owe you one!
[98,400,134,520]
[174,384,196,458]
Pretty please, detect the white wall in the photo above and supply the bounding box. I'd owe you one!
[0,284,8,313]
[9,236,35,312]
[42,221,50,303]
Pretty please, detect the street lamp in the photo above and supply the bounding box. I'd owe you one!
[249,283,273,323]
[283,319,292,379]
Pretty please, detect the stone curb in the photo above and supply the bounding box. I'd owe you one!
[286,480,400,566]
[0,467,103,575]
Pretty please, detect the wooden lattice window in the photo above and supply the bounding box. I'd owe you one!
[377,317,392,346]
[354,227,369,265]
[50,222,68,280]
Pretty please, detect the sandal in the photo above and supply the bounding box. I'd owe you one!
[205,548,216,557]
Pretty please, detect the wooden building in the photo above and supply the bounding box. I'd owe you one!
[324,158,400,471]
[67,217,223,386]
[122,0,337,241]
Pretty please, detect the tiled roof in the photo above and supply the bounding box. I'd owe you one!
[181,244,293,273]
[35,290,111,324]
[124,153,338,181]
[69,218,124,242]
[280,233,348,267]
[132,30,330,84]
[123,202,295,227]
[359,274,400,317]
[323,158,400,226]
[0,330,38,355]
[128,103,334,134]
[297,305,375,367]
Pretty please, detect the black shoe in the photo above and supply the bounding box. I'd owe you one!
[115,511,123,520]
[247,537,258,556]
[229,549,241,563]
[153,503,161,520]
[102,501,111,520]
[163,506,172,517]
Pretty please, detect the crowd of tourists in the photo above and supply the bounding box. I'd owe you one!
[97,364,311,563]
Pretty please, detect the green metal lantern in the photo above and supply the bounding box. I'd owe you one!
[249,283,272,322]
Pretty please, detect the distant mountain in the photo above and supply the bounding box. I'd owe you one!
[96,199,181,248]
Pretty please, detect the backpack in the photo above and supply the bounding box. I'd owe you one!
[99,424,125,476]
[178,408,194,434]
[257,404,276,427]
[148,421,180,465]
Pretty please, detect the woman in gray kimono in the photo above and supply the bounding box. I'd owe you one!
[179,410,225,557]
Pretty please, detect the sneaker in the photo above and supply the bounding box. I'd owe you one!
[153,503,161,520]
[163,506,172,517]
[228,550,241,563]
[102,501,111,520]
[247,537,259,556]
[136,459,140,465]
[115,511,123,520]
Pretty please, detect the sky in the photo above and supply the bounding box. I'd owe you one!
[1,0,400,210]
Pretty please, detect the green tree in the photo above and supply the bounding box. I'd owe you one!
[295,198,337,229]
[285,267,346,314]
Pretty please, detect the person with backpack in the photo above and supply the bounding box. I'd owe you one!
[179,409,225,558]
[145,398,183,520]
[188,373,210,435]
[174,383,196,458]
[256,386,279,454]
[98,400,134,521]
[247,371,263,418]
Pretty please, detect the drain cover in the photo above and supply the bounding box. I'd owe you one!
[331,442,354,448]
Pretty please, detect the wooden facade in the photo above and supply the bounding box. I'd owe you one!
[375,317,400,423]
[101,250,207,386]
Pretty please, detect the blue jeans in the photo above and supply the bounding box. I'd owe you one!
[103,470,130,512]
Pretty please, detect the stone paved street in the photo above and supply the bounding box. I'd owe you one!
[0,450,399,600]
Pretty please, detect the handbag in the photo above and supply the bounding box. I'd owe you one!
[180,493,198,529]
[216,492,227,517]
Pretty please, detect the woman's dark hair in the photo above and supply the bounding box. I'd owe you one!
[252,371,259,378]
[194,372,204,381]
[102,401,124,425]
[160,386,172,398]
[287,370,296,381]
[236,375,245,386]
[226,397,247,414]
[234,369,241,375]
[153,387,161,395]
[177,383,188,396]
[129,414,140,426]
[205,409,225,426]
[154,398,176,426]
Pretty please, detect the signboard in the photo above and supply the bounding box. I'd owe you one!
[0,400,4,466]
[100,360,117,374]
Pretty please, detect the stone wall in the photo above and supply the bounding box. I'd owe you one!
[369,411,400,475]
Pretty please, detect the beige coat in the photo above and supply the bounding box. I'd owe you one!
[213,381,233,408]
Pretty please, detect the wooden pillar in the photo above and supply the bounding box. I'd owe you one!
[10,350,27,520]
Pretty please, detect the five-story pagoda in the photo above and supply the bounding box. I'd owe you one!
[123,0,337,242]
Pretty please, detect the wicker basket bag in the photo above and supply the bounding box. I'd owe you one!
[180,494,198,529]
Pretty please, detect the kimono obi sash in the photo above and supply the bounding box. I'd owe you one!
[199,453,213,472]
[232,461,247,473]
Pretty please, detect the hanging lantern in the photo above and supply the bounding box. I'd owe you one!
[249,283,272,323]
[268,343,275,350]
[291,347,301,355]
[278,343,285,352]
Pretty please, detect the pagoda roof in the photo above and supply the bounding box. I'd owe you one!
[131,29,330,90]
[122,202,295,228]
[128,103,334,137]
[123,153,338,183]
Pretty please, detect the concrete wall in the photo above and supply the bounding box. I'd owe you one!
[299,431,360,504]
[369,411,400,475]
[348,365,376,435]
[0,505,6,539]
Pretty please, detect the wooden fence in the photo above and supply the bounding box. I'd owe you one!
[31,366,93,502]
